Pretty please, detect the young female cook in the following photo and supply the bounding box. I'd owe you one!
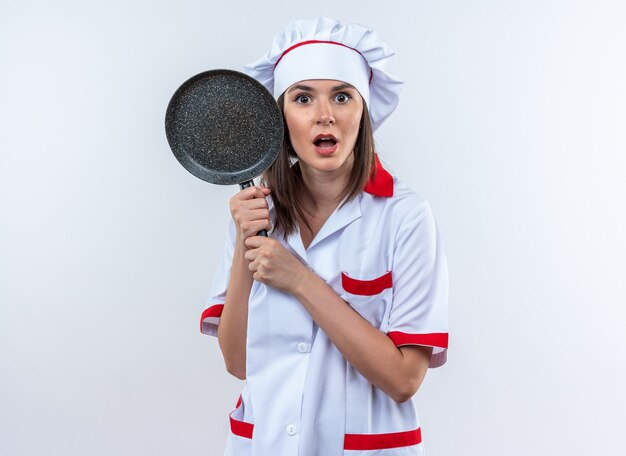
[200,17,449,456]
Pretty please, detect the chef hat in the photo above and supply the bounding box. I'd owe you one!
[243,17,403,131]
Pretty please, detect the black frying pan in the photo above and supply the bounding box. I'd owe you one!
[165,69,284,236]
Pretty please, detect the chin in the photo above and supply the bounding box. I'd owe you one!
[308,153,353,172]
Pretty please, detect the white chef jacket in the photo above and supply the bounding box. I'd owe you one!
[201,155,449,456]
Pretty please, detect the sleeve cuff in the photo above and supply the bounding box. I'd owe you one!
[200,304,224,336]
[387,331,449,368]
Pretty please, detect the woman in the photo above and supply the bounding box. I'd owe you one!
[201,17,449,456]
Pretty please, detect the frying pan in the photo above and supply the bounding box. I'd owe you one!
[165,69,284,236]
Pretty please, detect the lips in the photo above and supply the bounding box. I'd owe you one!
[313,134,338,155]
[313,134,338,147]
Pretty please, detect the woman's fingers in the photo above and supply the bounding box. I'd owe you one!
[229,186,271,241]
[242,197,269,210]
[243,248,254,262]
[229,187,268,210]
[239,219,272,238]
[230,199,268,219]
[244,236,265,249]
[241,237,305,293]
[246,208,270,220]
[235,186,270,201]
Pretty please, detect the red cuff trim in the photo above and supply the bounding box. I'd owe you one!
[199,304,224,331]
[387,331,449,349]
[363,154,393,197]
[344,427,422,450]
[201,304,224,319]
[341,271,392,296]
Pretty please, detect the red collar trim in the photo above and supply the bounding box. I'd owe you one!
[364,154,394,197]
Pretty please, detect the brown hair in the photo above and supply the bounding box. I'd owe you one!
[261,93,376,238]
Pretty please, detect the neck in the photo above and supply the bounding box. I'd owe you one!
[298,156,353,213]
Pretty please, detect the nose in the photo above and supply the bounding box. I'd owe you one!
[316,100,335,125]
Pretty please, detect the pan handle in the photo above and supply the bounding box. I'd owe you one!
[239,180,268,237]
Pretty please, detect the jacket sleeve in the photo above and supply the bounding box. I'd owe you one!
[200,217,236,337]
[384,201,449,368]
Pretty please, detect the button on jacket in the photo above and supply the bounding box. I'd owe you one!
[201,155,449,455]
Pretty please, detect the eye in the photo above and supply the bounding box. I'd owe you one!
[295,94,312,104]
[334,92,351,103]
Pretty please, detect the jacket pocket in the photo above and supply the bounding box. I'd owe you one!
[343,427,423,454]
[340,271,392,327]
[341,271,392,296]
[224,396,253,455]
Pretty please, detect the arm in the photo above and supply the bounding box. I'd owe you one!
[216,186,271,380]
[244,237,432,403]
[217,243,253,380]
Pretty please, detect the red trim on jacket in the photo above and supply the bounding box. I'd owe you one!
[230,395,254,439]
[341,271,392,296]
[229,414,254,439]
[228,393,422,449]
[387,331,449,349]
[199,304,224,331]
[364,154,394,197]
[344,427,422,450]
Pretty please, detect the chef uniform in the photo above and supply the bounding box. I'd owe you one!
[200,18,449,456]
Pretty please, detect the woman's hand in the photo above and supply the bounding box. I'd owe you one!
[229,186,272,247]
[244,236,311,294]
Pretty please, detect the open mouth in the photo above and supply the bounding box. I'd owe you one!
[313,135,338,148]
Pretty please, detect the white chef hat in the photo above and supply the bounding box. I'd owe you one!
[243,17,403,131]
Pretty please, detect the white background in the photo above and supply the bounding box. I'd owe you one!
[1,1,625,455]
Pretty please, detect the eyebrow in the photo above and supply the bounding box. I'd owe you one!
[287,84,314,93]
[286,82,356,93]
[331,83,355,91]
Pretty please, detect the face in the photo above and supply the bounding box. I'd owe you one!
[282,79,363,175]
